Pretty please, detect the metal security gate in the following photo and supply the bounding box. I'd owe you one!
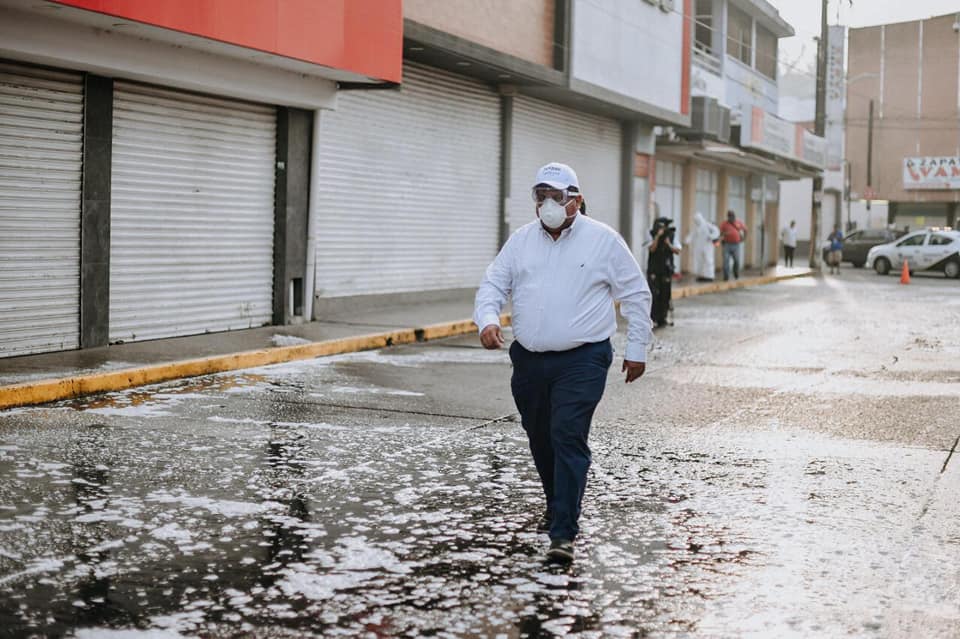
[110,82,276,343]
[0,62,83,358]
[312,63,501,299]
[509,96,622,234]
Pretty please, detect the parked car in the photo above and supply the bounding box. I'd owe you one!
[865,229,960,278]
[820,228,905,267]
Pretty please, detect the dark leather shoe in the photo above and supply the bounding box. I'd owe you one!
[546,538,574,563]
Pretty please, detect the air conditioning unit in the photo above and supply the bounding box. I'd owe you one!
[684,96,731,143]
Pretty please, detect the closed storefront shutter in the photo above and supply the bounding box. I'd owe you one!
[312,63,501,299]
[110,82,276,343]
[0,62,82,357]
[509,96,622,234]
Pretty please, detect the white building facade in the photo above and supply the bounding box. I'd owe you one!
[656,0,825,273]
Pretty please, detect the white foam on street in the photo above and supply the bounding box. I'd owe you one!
[145,491,280,518]
[271,334,312,347]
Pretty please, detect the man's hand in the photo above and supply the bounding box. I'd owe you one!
[622,359,646,383]
[480,324,505,350]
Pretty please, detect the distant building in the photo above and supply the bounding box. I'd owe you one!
[846,12,960,231]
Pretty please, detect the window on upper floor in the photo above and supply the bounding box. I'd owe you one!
[756,25,777,79]
[694,0,714,55]
[726,4,752,66]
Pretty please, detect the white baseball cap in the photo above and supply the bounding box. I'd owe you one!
[534,162,580,192]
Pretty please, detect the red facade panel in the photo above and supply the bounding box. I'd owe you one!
[50,0,402,83]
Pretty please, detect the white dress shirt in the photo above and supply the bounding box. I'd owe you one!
[781,226,797,247]
[474,214,653,362]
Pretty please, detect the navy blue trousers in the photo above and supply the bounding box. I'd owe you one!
[509,339,613,541]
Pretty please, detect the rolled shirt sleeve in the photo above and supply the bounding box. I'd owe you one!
[473,237,514,333]
[607,237,653,362]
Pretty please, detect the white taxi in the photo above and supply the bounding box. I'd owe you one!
[866,228,960,278]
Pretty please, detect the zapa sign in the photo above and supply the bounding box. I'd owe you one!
[903,157,960,190]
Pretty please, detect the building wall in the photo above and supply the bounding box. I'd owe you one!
[404,0,555,68]
[571,0,687,115]
[724,56,778,120]
[779,179,812,240]
[846,13,960,205]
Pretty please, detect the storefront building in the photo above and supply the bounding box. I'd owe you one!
[653,0,824,274]
[0,0,402,357]
[2,0,695,359]
[311,0,692,310]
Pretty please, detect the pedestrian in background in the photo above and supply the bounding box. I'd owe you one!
[474,162,652,564]
[686,211,720,282]
[827,225,844,274]
[647,217,680,328]
[781,220,797,267]
[719,210,747,281]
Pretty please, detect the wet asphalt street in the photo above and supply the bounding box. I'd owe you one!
[1,268,959,638]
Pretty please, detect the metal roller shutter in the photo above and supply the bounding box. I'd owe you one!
[312,63,501,299]
[509,96,622,234]
[0,62,82,358]
[110,82,276,343]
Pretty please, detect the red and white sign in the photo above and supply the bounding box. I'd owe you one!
[903,157,960,190]
[740,107,826,169]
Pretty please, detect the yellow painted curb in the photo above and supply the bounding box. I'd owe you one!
[672,270,813,300]
[0,313,512,411]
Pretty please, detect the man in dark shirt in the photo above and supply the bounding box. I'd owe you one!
[647,217,680,328]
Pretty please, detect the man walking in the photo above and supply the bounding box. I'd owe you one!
[781,220,797,267]
[474,162,652,563]
[719,210,747,280]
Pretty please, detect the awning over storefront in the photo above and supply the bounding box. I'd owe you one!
[656,139,821,179]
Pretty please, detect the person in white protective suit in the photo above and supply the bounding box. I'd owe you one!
[686,212,721,282]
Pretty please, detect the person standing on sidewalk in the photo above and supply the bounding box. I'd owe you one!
[781,220,797,267]
[686,212,720,282]
[827,225,844,275]
[719,210,747,280]
[473,162,652,564]
[647,217,680,328]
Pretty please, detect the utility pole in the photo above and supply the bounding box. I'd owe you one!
[810,0,828,268]
[866,98,874,211]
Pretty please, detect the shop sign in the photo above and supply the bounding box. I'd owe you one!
[748,107,794,157]
[825,26,846,171]
[740,107,826,169]
[903,157,960,190]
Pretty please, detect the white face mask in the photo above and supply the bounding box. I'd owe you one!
[538,199,571,229]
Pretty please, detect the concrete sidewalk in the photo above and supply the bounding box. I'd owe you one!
[0,266,812,409]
